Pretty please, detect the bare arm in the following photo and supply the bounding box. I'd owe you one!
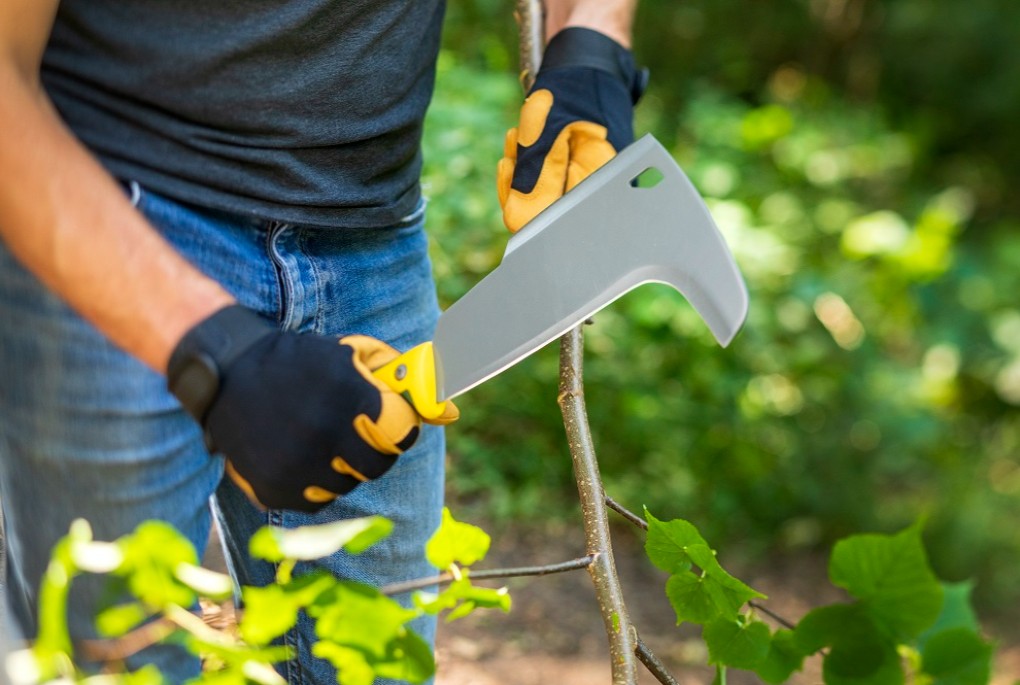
[543,0,638,48]
[0,0,234,373]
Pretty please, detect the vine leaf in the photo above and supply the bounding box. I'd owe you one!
[241,571,337,646]
[917,581,980,650]
[117,520,200,609]
[312,643,375,685]
[644,510,702,574]
[756,628,805,684]
[794,604,903,685]
[310,581,417,657]
[703,617,771,669]
[425,507,491,570]
[828,523,943,641]
[248,516,393,563]
[415,578,511,622]
[920,628,993,685]
[95,602,148,638]
[647,510,764,625]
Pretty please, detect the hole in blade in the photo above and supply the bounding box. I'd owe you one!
[630,166,665,189]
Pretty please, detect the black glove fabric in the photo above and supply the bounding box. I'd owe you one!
[498,27,648,232]
[167,305,456,512]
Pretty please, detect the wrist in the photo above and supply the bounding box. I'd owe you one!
[538,27,648,104]
[545,1,636,48]
[167,304,275,424]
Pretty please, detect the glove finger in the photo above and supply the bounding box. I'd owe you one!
[497,155,515,208]
[502,126,573,232]
[518,89,554,148]
[303,485,340,505]
[354,409,420,455]
[225,461,267,509]
[565,124,616,192]
[341,334,401,370]
[498,128,520,208]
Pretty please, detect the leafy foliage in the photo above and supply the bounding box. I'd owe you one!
[646,512,995,684]
[8,511,509,685]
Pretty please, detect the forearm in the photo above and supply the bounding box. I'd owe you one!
[0,64,234,372]
[543,0,638,48]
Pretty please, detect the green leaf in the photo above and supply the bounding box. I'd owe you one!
[249,516,393,563]
[756,628,806,684]
[95,602,148,638]
[917,582,980,651]
[424,508,491,570]
[313,643,375,685]
[373,631,437,684]
[414,578,511,621]
[794,604,904,685]
[117,520,200,609]
[240,585,301,646]
[644,510,705,574]
[666,572,724,624]
[665,563,764,627]
[829,523,943,640]
[920,628,993,685]
[703,618,771,669]
[310,582,417,657]
[174,562,233,601]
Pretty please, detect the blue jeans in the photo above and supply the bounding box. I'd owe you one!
[0,184,444,684]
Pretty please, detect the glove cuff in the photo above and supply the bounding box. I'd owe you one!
[540,27,649,104]
[167,304,275,424]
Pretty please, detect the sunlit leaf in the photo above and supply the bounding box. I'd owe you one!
[373,631,437,684]
[425,508,490,570]
[313,643,375,685]
[249,516,393,563]
[95,602,148,638]
[310,582,417,657]
[174,562,233,601]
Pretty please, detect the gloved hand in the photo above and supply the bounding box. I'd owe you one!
[166,305,458,512]
[498,27,647,232]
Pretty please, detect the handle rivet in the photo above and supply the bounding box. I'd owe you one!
[395,364,408,381]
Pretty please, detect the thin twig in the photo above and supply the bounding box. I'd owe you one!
[380,555,597,596]
[750,600,797,630]
[605,494,648,531]
[559,326,638,684]
[635,635,681,685]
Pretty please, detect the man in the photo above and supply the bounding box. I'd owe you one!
[0,0,642,681]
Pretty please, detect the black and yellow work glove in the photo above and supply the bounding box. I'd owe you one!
[167,305,458,513]
[498,27,647,232]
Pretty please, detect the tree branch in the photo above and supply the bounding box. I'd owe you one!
[635,635,681,685]
[379,555,597,596]
[559,326,638,684]
[605,494,649,531]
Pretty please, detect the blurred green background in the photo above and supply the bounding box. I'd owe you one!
[420,0,1020,619]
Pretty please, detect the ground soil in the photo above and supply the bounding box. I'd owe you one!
[204,519,1020,685]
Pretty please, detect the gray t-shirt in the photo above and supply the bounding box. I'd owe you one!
[42,0,446,228]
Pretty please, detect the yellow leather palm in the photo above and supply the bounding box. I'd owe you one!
[498,89,617,233]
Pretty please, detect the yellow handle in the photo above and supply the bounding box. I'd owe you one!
[372,342,448,421]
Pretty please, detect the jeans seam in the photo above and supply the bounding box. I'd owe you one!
[266,222,292,328]
[297,229,325,335]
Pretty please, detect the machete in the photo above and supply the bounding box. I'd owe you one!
[373,134,748,419]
